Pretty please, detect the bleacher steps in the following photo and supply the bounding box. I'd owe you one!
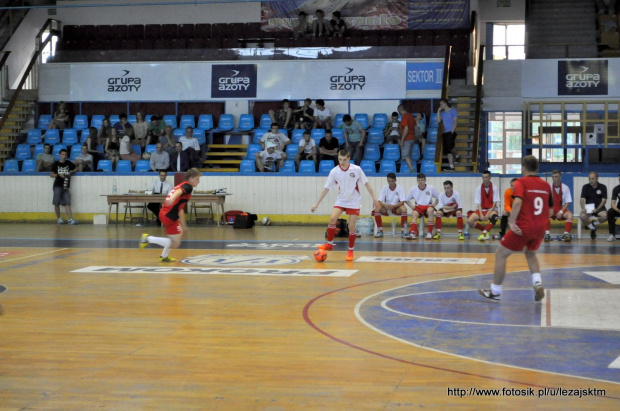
[201,142,248,172]
[441,92,477,173]
[0,96,36,170]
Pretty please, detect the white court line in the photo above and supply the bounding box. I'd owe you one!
[0,248,69,263]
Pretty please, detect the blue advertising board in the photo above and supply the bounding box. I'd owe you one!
[406,62,444,91]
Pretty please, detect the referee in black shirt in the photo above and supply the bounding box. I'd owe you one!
[580,171,608,239]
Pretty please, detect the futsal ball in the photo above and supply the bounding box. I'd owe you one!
[261,216,271,226]
[314,249,328,262]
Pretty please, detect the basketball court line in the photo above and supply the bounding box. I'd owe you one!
[0,248,69,264]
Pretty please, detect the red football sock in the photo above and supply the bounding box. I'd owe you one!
[435,217,442,230]
[427,221,434,233]
[457,216,463,231]
[326,224,336,242]
[545,219,551,231]
[474,222,485,231]
[373,212,383,228]
[401,214,408,227]
[565,221,572,233]
[484,223,493,232]
[348,233,356,250]
[411,223,418,235]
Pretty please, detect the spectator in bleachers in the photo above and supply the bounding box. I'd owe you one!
[133,111,149,148]
[330,11,347,37]
[398,104,417,174]
[150,143,170,172]
[259,123,290,168]
[313,99,331,130]
[293,11,311,39]
[98,118,112,141]
[113,113,131,135]
[293,98,315,130]
[170,142,190,172]
[160,125,178,155]
[341,114,366,164]
[414,112,427,158]
[256,142,282,172]
[49,101,70,130]
[86,126,103,170]
[74,144,93,172]
[269,99,293,130]
[318,129,340,166]
[119,125,141,169]
[148,115,166,141]
[312,9,332,37]
[104,128,121,171]
[296,130,318,170]
[36,143,55,172]
[437,98,459,171]
[179,126,202,169]
[384,112,400,144]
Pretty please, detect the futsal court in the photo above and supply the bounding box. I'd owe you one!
[0,222,618,409]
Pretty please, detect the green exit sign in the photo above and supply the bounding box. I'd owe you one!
[498,0,511,6]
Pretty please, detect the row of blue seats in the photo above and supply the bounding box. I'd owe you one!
[3,159,153,173]
[239,159,438,175]
[14,141,160,162]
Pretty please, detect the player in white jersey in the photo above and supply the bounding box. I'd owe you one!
[544,170,574,242]
[434,180,465,240]
[311,149,378,261]
[404,173,441,240]
[372,172,408,238]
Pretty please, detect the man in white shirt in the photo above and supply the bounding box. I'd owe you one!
[149,143,170,171]
[405,173,441,239]
[147,170,173,226]
[313,99,331,130]
[545,170,574,242]
[255,142,282,172]
[372,172,408,238]
[434,180,465,240]
[295,130,317,170]
[74,144,94,172]
[258,123,290,168]
[311,149,378,261]
[179,126,201,168]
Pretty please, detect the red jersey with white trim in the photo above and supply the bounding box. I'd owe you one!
[379,184,406,205]
[475,183,500,208]
[513,175,553,232]
[406,184,440,206]
[438,190,463,210]
[325,163,368,209]
[549,182,572,210]
[161,181,193,221]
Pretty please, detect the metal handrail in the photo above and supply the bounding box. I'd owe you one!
[472,45,485,173]
[433,45,452,168]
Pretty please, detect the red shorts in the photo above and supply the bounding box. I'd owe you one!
[467,208,497,219]
[413,205,433,216]
[437,209,461,218]
[500,228,544,252]
[159,214,182,236]
[378,205,402,215]
[551,208,570,220]
[334,206,360,215]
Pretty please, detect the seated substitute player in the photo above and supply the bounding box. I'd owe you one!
[545,170,574,242]
[139,168,202,262]
[311,149,378,262]
[479,155,553,302]
[499,178,518,240]
[404,173,440,240]
[372,172,408,238]
[580,171,608,240]
[295,130,318,170]
[467,171,500,241]
[607,173,620,242]
[434,180,465,240]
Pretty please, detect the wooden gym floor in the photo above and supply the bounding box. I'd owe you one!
[0,223,619,410]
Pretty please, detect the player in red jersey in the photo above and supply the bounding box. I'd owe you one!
[479,155,553,302]
[139,168,202,262]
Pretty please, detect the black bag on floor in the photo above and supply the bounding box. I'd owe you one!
[325,218,349,238]
[233,212,258,229]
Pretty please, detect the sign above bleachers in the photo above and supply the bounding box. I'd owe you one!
[39,59,444,102]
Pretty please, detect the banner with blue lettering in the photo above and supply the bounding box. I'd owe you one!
[261,0,469,31]
[406,62,444,91]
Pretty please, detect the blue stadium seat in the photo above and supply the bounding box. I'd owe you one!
[193,128,206,145]
[44,129,60,145]
[331,128,345,145]
[127,114,137,125]
[379,160,397,174]
[131,145,142,156]
[298,160,315,175]
[383,144,400,161]
[69,144,82,161]
[362,143,380,162]
[145,144,157,153]
[429,113,438,126]
[173,128,185,140]
[291,129,305,144]
[239,159,256,174]
[349,159,355,165]
[234,114,254,132]
[15,144,31,161]
[96,144,104,153]
[333,113,345,128]
[420,161,437,174]
[38,114,52,129]
[372,113,388,129]
[62,129,78,145]
[135,160,151,172]
[27,129,42,145]
[213,114,234,132]
[80,128,91,144]
[285,144,298,159]
[197,114,214,130]
[246,143,261,159]
[97,160,112,173]
[354,113,369,129]
[52,144,67,160]
[179,114,195,129]
[424,144,436,159]
[426,128,438,143]
[90,114,105,129]
[367,128,384,145]
[360,159,376,175]
[411,143,421,162]
[73,114,88,130]
[399,161,415,174]
[163,115,177,128]
[319,160,334,174]
[3,159,19,172]
[21,159,36,173]
[116,160,132,172]
[311,128,325,143]
[145,115,152,124]
[259,114,272,129]
[33,144,44,159]
[252,128,268,144]
[279,159,295,173]
[109,114,120,126]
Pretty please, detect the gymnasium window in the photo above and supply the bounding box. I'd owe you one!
[492,23,525,60]
[487,112,523,174]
